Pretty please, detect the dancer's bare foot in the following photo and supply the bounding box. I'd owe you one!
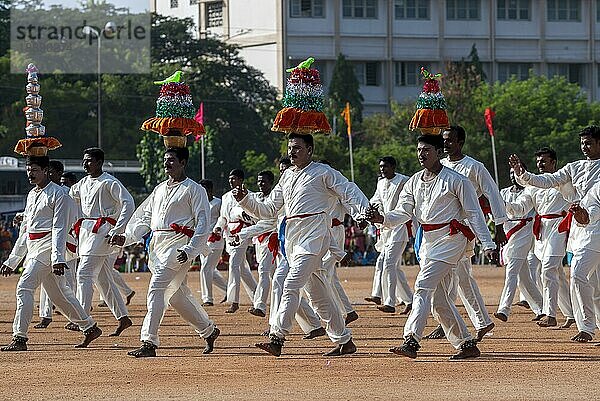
[493,312,508,322]
[423,325,446,340]
[225,303,239,313]
[537,316,557,327]
[476,322,495,342]
[560,318,576,329]
[571,331,593,342]
[399,303,412,315]
[364,296,381,305]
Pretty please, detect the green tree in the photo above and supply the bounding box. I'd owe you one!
[328,53,364,131]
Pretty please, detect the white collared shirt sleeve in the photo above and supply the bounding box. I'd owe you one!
[107,180,135,236]
[51,190,69,265]
[476,164,508,225]
[505,187,535,216]
[519,165,572,190]
[581,183,600,225]
[324,167,369,219]
[383,182,414,229]
[457,178,495,250]
[239,183,283,220]
[180,184,211,259]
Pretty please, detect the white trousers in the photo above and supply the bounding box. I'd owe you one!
[570,248,600,335]
[450,258,493,330]
[371,254,384,298]
[39,259,77,319]
[141,261,214,347]
[497,257,543,316]
[272,252,351,345]
[99,267,134,302]
[15,258,94,338]
[199,243,227,303]
[270,256,321,334]
[77,253,128,320]
[381,241,413,307]
[322,250,354,315]
[540,255,574,319]
[253,241,276,312]
[404,259,472,349]
[226,242,257,304]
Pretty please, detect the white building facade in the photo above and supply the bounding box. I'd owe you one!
[155,0,600,114]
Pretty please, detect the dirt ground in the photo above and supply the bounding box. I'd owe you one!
[0,265,599,400]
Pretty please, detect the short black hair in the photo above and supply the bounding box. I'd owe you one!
[84,147,105,163]
[288,133,314,149]
[446,125,466,143]
[199,179,213,191]
[165,147,189,163]
[379,156,397,167]
[49,160,64,174]
[417,135,444,150]
[534,147,557,161]
[229,169,244,180]
[279,156,291,166]
[61,172,77,183]
[579,125,600,140]
[258,170,275,182]
[26,155,49,169]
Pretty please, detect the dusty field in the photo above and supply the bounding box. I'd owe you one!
[0,265,599,400]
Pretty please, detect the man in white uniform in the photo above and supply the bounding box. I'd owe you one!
[506,148,574,328]
[213,169,257,313]
[494,170,544,322]
[36,160,77,329]
[510,125,600,342]
[117,147,220,357]
[69,148,133,337]
[425,126,506,341]
[369,156,413,314]
[198,179,227,306]
[234,133,369,357]
[234,170,278,317]
[367,135,497,360]
[1,156,102,351]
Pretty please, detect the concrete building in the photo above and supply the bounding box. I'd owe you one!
[154,0,600,114]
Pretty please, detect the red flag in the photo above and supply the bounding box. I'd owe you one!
[194,102,204,142]
[484,107,495,137]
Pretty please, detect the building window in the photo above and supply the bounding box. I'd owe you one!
[395,62,430,86]
[290,0,325,18]
[548,63,586,86]
[497,0,530,20]
[206,2,223,27]
[394,0,429,20]
[498,63,532,82]
[354,62,380,86]
[446,0,480,20]
[343,0,378,19]
[547,0,580,21]
[170,0,178,8]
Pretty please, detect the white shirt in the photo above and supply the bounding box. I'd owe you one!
[239,162,369,257]
[383,167,495,265]
[238,192,277,245]
[206,197,224,249]
[505,186,568,259]
[518,159,600,252]
[215,190,255,241]
[5,182,73,268]
[70,172,134,256]
[442,155,508,224]
[370,173,410,245]
[500,187,534,260]
[125,178,210,264]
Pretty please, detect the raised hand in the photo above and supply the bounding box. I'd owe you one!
[508,154,524,176]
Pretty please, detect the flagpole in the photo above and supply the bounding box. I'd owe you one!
[490,133,499,185]
[201,134,206,179]
[348,130,355,182]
